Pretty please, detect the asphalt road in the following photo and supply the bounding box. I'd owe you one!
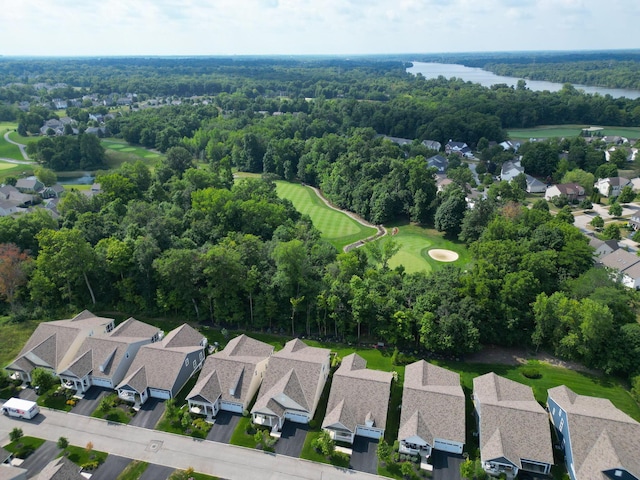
[128,398,166,429]
[90,454,132,480]
[139,463,175,480]
[17,440,61,477]
[432,450,464,480]
[0,409,384,480]
[72,387,111,417]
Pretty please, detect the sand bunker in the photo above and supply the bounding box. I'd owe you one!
[428,249,459,262]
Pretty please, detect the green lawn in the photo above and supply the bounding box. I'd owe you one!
[91,393,135,424]
[383,222,471,274]
[0,161,17,170]
[275,181,377,251]
[229,416,261,448]
[3,436,46,459]
[8,131,40,146]
[508,124,640,141]
[102,138,163,168]
[0,317,42,368]
[0,127,24,161]
[116,460,149,480]
[37,386,76,412]
[63,444,108,468]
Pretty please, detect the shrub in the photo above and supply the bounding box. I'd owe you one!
[245,422,257,435]
[522,367,542,379]
[15,445,35,459]
[631,375,640,403]
[57,437,69,449]
[31,368,56,392]
[81,461,99,470]
[308,419,317,429]
[9,428,23,442]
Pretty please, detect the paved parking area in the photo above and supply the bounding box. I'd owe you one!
[129,398,166,429]
[206,411,241,443]
[274,422,308,457]
[138,463,175,480]
[91,454,132,480]
[18,440,61,476]
[350,437,378,474]
[432,450,464,480]
[72,387,112,416]
[15,387,38,402]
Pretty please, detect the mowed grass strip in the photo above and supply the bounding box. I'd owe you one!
[276,182,376,251]
[0,125,24,161]
[508,124,640,140]
[384,223,471,274]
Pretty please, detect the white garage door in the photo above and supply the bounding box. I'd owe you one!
[356,426,383,439]
[284,412,309,424]
[220,401,243,413]
[149,388,171,399]
[92,378,112,388]
[434,439,463,454]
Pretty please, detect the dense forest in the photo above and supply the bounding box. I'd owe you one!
[1,57,640,389]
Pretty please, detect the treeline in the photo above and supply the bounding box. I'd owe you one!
[1,142,639,383]
[26,133,106,171]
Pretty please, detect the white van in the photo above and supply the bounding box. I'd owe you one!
[1,398,40,419]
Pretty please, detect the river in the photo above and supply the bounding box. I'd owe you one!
[407,62,640,100]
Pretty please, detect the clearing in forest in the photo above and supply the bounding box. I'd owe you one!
[508,124,640,141]
[275,182,377,251]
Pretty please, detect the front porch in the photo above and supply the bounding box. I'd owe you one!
[59,375,90,394]
[188,400,218,421]
[483,461,517,480]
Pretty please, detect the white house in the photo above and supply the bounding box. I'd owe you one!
[594,177,632,197]
[600,249,640,289]
[500,160,524,182]
[545,183,585,202]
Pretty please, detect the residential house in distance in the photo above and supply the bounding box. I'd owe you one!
[186,334,273,418]
[422,139,442,151]
[322,353,393,443]
[545,183,586,202]
[594,177,632,198]
[251,339,330,432]
[547,385,640,480]
[116,324,207,406]
[427,155,448,173]
[398,361,465,457]
[473,373,554,479]
[436,176,454,193]
[499,140,519,151]
[445,141,472,157]
[83,183,102,198]
[15,177,44,194]
[381,135,413,146]
[588,237,619,258]
[628,214,640,231]
[57,318,161,394]
[0,185,34,209]
[526,175,547,193]
[599,249,640,289]
[500,160,525,182]
[5,311,115,383]
[0,199,18,217]
[33,456,84,480]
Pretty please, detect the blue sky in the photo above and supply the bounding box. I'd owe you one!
[2,0,639,56]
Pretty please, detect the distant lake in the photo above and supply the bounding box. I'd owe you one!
[58,173,95,185]
[407,62,640,100]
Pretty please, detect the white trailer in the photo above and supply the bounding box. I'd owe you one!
[1,398,40,419]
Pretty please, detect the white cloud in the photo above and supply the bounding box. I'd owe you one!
[0,0,637,55]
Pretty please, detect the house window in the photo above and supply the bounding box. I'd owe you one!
[199,352,204,361]
[559,418,564,430]
[552,407,555,415]
[185,358,189,367]
[615,471,622,477]
[193,360,197,369]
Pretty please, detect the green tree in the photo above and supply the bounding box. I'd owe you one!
[602,223,622,240]
[435,186,467,237]
[561,169,595,195]
[618,185,636,203]
[376,438,392,465]
[0,243,32,313]
[608,202,622,217]
[57,437,69,449]
[311,430,335,457]
[34,167,57,187]
[590,215,604,230]
[9,428,23,443]
[31,367,56,392]
[555,206,575,224]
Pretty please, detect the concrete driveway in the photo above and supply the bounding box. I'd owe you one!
[15,386,38,402]
[274,422,309,457]
[350,437,378,474]
[18,440,61,476]
[129,398,166,429]
[139,463,175,480]
[206,411,241,443]
[91,454,132,480]
[72,387,112,417]
[431,451,464,480]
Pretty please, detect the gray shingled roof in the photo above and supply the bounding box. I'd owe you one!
[548,385,640,480]
[34,456,84,480]
[251,339,329,417]
[117,324,203,394]
[474,373,553,469]
[187,335,272,406]
[6,311,113,374]
[322,353,392,434]
[109,318,161,339]
[600,249,640,272]
[398,361,465,447]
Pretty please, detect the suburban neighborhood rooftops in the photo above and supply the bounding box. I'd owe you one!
[474,373,553,469]
[158,324,206,349]
[187,335,273,405]
[548,385,640,480]
[600,249,640,272]
[399,361,465,447]
[109,318,161,339]
[252,339,329,416]
[34,456,85,480]
[322,353,393,433]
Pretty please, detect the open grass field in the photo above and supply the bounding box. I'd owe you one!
[0,161,17,170]
[508,124,640,141]
[8,131,40,146]
[0,123,24,161]
[102,138,163,168]
[384,222,471,274]
[0,317,42,368]
[275,181,377,251]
